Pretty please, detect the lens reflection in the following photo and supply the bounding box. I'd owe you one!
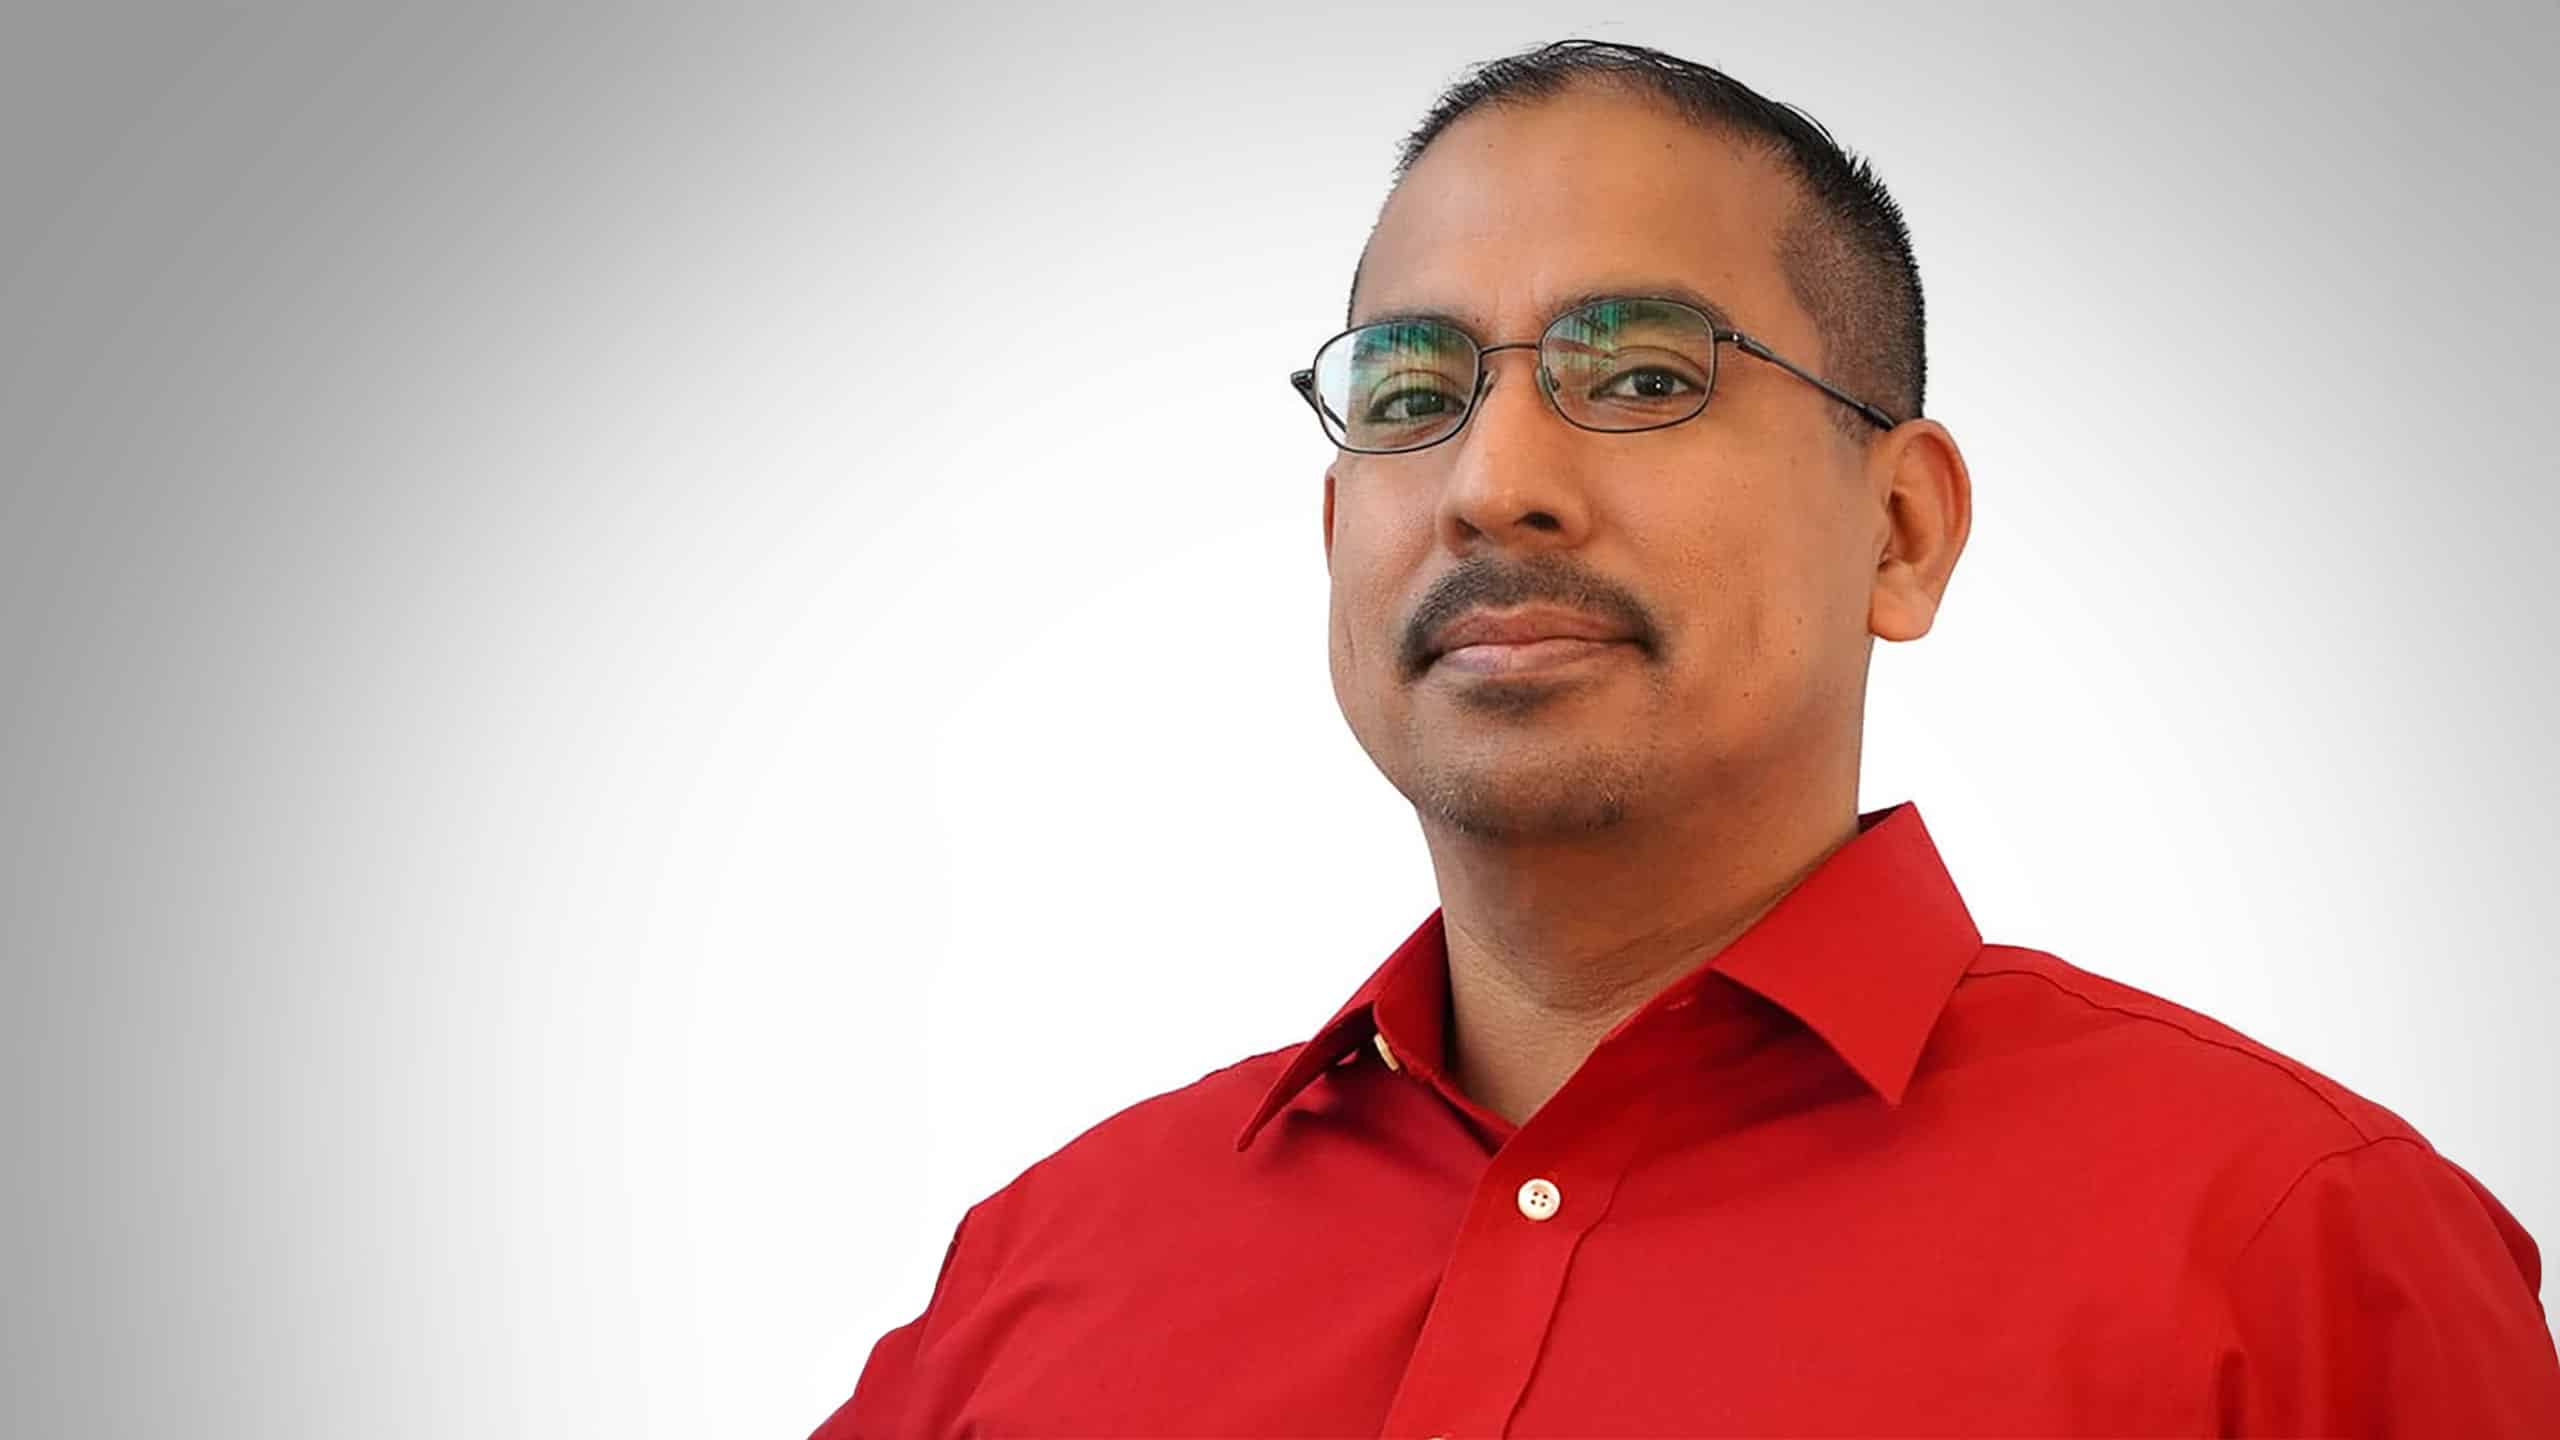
[1542,299,1716,430]
[1315,320,1476,451]
[1310,298,1722,453]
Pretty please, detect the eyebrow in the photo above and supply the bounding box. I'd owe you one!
[1350,282,1739,338]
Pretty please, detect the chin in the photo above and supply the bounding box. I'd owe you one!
[1405,752,1648,842]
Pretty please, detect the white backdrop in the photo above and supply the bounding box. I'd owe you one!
[2,3,2553,1436]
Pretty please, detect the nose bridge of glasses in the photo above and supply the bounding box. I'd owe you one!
[1471,338,1556,404]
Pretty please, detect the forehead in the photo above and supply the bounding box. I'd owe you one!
[1352,86,1802,338]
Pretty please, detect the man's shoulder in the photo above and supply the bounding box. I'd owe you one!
[962,1041,1305,1223]
[1954,942,2424,1149]
[1049,1041,1303,1166]
[1937,943,2482,1263]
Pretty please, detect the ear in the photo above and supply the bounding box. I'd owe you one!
[1322,468,1338,573]
[1865,418,1972,642]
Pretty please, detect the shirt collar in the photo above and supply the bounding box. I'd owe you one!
[1235,801,1982,1151]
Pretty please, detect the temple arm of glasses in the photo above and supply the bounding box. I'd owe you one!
[1724,332,1899,431]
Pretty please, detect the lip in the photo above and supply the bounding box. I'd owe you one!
[1427,605,1638,675]
[1434,635,1631,675]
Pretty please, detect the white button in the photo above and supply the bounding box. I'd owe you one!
[1517,1176,1561,1221]
[1372,1031,1402,1071]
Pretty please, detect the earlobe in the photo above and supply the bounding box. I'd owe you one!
[1866,419,1973,643]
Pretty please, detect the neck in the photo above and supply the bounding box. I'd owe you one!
[1425,771,1860,1126]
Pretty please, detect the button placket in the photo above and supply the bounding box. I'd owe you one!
[1380,1033,1693,1438]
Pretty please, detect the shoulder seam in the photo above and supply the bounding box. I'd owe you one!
[2236,1133,2436,1256]
[1967,961,2379,1145]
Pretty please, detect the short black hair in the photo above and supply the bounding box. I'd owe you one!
[1352,39,1925,432]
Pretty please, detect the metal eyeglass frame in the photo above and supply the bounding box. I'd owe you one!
[1287,296,1898,454]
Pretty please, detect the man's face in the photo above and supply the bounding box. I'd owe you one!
[1324,86,1890,841]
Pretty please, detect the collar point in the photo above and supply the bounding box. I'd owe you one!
[1870,1064,1921,1109]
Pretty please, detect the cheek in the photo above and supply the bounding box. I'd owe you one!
[1325,495,1425,675]
[1326,583,1362,698]
[1326,556,1395,724]
[1644,469,1850,698]
[1728,500,1870,705]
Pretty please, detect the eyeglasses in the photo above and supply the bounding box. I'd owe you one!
[1288,295,1896,454]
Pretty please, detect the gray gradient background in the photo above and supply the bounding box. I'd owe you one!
[3,3,2553,1436]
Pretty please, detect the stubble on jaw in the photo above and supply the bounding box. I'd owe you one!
[1403,705,1654,841]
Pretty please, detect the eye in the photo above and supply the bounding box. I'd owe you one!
[1593,367,1700,401]
[1365,385,1466,423]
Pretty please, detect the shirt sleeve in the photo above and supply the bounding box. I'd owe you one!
[808,1209,980,1440]
[2224,1134,2560,1436]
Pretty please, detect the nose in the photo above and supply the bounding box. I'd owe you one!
[1435,344,1593,555]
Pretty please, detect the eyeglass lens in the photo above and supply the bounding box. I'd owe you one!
[1310,298,1719,453]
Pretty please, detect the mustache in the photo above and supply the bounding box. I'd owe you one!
[1398,555,1661,680]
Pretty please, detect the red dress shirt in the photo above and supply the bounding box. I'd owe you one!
[819,802,2560,1436]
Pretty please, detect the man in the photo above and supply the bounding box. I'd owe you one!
[817,39,2559,1436]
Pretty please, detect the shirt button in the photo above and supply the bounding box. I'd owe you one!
[1517,1176,1561,1221]
[1371,1031,1402,1071]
